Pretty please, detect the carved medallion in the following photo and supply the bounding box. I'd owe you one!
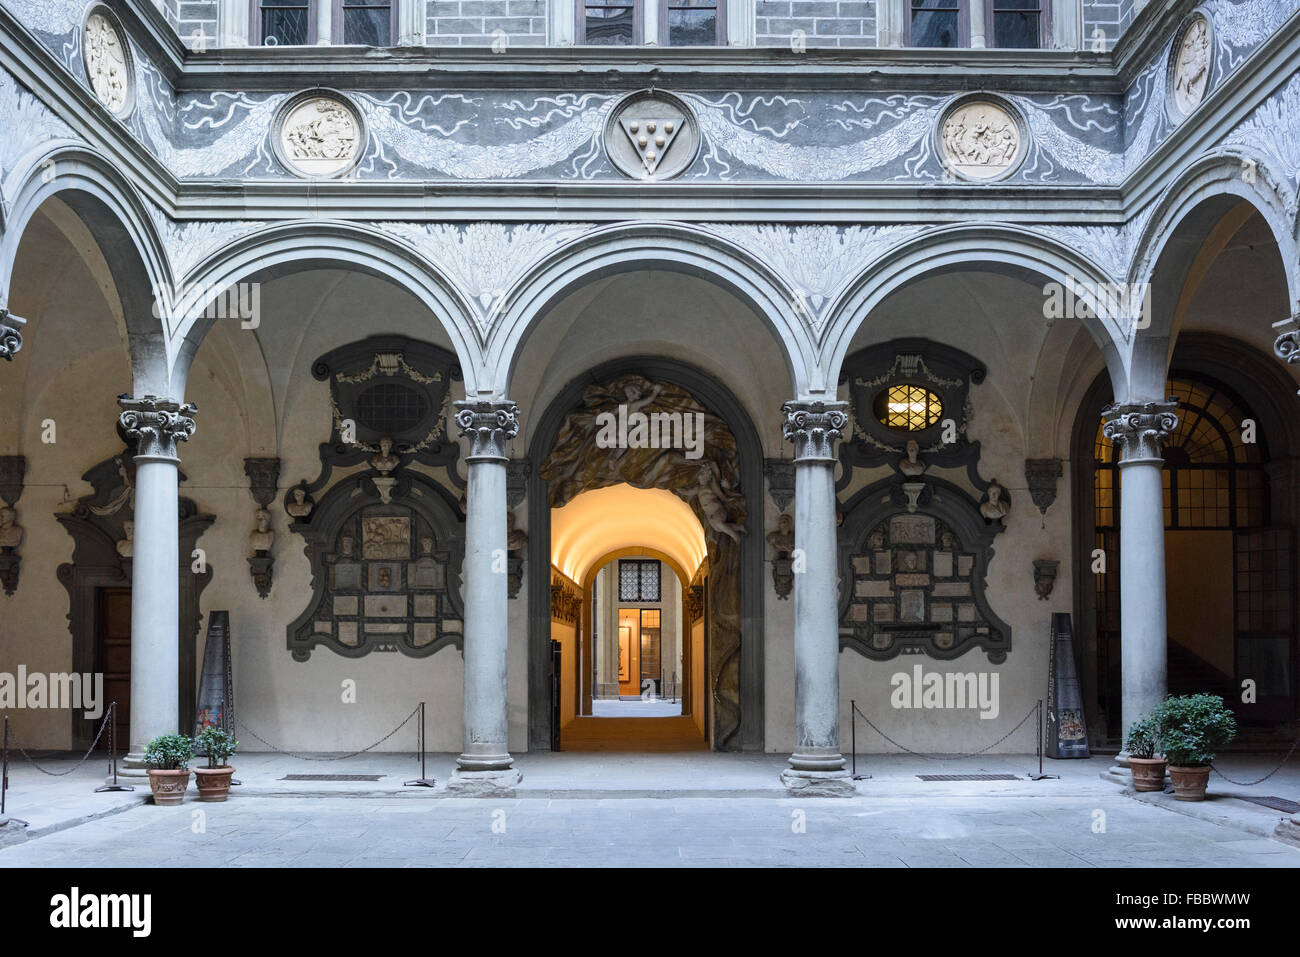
[275,91,364,178]
[936,96,1025,183]
[604,91,700,181]
[83,9,133,117]
[1169,14,1213,118]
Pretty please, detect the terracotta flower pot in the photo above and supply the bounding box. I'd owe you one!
[193,766,235,802]
[1128,756,1167,792]
[1168,765,1211,801]
[146,768,191,806]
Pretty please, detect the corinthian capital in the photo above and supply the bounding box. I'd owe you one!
[781,400,849,462]
[454,399,520,461]
[1101,399,1179,465]
[118,394,198,461]
[0,309,25,362]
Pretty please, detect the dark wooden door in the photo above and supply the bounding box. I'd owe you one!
[97,588,131,750]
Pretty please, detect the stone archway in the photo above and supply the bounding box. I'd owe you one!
[526,358,766,752]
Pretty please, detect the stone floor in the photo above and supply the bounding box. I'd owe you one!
[1,751,1298,866]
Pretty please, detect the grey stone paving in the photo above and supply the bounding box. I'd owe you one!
[2,792,1298,867]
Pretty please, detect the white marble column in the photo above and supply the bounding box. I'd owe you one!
[1102,399,1178,774]
[449,399,522,794]
[780,400,855,796]
[116,395,196,776]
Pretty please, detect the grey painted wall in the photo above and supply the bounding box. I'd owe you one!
[756,1,878,49]
[424,0,547,47]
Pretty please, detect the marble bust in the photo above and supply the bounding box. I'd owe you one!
[898,439,927,477]
[116,520,134,559]
[980,480,1010,523]
[766,513,794,555]
[286,486,315,518]
[0,507,22,550]
[370,436,400,475]
[506,510,528,551]
[248,508,274,556]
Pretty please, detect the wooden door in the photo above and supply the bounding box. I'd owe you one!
[97,588,131,750]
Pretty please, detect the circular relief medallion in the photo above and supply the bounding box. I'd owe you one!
[604,90,700,181]
[1168,13,1213,119]
[936,95,1026,183]
[274,91,365,179]
[83,7,133,117]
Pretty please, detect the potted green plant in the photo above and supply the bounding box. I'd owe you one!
[192,727,238,802]
[1125,714,1165,791]
[143,733,194,806]
[1152,694,1237,801]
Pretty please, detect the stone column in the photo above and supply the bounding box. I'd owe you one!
[969,0,987,48]
[1102,399,1178,775]
[780,400,855,796]
[116,395,196,776]
[449,399,522,794]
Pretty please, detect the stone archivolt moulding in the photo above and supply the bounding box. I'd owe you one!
[935,93,1028,184]
[273,89,365,179]
[1168,12,1214,120]
[82,5,133,118]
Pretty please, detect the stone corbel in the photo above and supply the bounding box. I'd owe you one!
[1033,558,1059,601]
[764,459,795,511]
[245,457,280,599]
[0,455,27,595]
[1024,459,1063,518]
[0,310,26,362]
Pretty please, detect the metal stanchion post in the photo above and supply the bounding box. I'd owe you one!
[849,700,870,780]
[404,702,436,788]
[2,715,30,827]
[1029,698,1058,781]
[95,702,134,793]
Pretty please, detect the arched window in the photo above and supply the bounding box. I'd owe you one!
[1093,374,1268,533]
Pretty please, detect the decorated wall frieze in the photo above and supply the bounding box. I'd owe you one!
[550,571,581,624]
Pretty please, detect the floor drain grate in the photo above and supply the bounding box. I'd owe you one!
[916,774,1020,782]
[280,774,385,782]
[1237,795,1300,813]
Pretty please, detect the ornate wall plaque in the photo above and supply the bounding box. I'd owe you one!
[1168,13,1213,119]
[604,90,700,181]
[839,475,1010,663]
[83,7,133,117]
[274,90,364,178]
[936,95,1026,183]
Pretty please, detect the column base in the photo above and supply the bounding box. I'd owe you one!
[111,753,152,780]
[787,748,847,772]
[780,768,857,797]
[1275,814,1300,848]
[446,767,522,797]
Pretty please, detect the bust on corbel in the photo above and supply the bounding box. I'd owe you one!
[0,455,26,595]
[766,512,795,599]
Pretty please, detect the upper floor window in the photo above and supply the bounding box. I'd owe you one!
[577,0,726,45]
[251,0,396,46]
[908,0,1043,49]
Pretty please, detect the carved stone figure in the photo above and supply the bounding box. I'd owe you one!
[691,461,744,544]
[1173,16,1211,115]
[370,436,400,475]
[0,506,22,550]
[248,508,274,556]
[898,439,927,477]
[940,101,1020,180]
[506,510,527,551]
[116,520,134,559]
[84,13,129,115]
[766,512,794,556]
[286,486,315,519]
[980,479,1010,524]
[280,96,360,176]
